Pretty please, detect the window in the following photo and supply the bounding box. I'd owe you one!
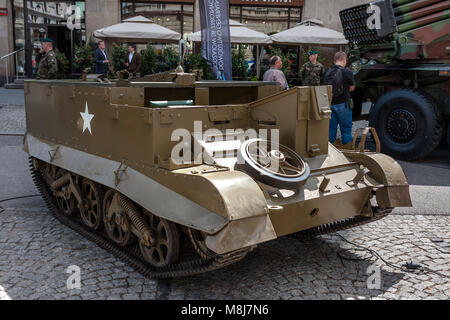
[182,4,193,38]
[19,1,86,76]
[230,6,301,34]
[121,1,194,37]
[13,0,25,75]
[289,7,302,27]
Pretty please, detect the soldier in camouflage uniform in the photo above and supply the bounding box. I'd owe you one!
[299,49,324,86]
[36,38,57,80]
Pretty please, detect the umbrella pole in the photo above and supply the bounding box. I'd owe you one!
[256,45,260,79]
[297,45,302,82]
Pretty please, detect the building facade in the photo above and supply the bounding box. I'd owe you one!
[303,0,371,32]
[1,0,369,82]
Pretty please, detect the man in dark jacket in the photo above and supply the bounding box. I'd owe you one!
[125,44,142,77]
[322,51,355,148]
[94,41,109,75]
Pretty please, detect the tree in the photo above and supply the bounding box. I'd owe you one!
[54,49,69,79]
[73,44,94,72]
[111,43,128,73]
[140,44,158,76]
[163,46,179,70]
[232,46,248,80]
[185,53,214,80]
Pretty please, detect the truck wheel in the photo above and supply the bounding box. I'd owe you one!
[369,89,444,161]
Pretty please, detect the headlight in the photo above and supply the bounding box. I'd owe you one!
[350,61,362,73]
[368,59,377,65]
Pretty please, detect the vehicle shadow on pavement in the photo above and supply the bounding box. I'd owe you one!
[169,234,406,300]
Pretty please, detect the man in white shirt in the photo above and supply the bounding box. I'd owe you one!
[125,44,141,77]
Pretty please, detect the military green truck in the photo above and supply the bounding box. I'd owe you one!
[340,0,450,160]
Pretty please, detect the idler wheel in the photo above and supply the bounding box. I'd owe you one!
[139,210,180,268]
[80,179,104,230]
[103,190,133,247]
[55,168,76,216]
[188,228,215,260]
[236,139,310,189]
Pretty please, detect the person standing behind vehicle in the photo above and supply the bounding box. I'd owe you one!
[125,44,141,77]
[299,49,324,86]
[263,56,288,90]
[94,41,109,75]
[36,38,57,80]
[322,51,355,148]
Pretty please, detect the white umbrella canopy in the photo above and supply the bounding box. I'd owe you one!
[270,19,348,45]
[187,20,272,44]
[93,16,181,43]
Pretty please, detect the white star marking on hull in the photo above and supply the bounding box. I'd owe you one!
[80,102,94,134]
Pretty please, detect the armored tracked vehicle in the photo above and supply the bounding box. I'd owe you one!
[24,73,412,278]
[340,0,450,160]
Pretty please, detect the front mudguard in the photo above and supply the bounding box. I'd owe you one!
[343,151,412,208]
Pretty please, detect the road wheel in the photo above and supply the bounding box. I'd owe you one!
[369,89,444,160]
[103,190,133,247]
[139,210,180,268]
[80,179,104,230]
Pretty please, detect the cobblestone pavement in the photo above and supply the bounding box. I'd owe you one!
[0,88,25,135]
[0,104,25,135]
[0,208,448,300]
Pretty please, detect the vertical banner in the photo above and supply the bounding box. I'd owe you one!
[199,0,232,81]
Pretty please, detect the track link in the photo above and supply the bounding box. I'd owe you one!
[291,207,392,239]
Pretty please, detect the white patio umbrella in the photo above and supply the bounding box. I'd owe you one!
[93,16,181,43]
[188,20,272,78]
[270,19,348,45]
[187,20,272,44]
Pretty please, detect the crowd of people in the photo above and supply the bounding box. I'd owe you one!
[263,49,355,148]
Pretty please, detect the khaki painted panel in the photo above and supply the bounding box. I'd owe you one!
[25,83,155,166]
[149,167,268,221]
[151,105,249,162]
[109,87,145,107]
[269,188,371,237]
[206,214,277,254]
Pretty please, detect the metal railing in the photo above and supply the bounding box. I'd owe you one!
[1,48,24,85]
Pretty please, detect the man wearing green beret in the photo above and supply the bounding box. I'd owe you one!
[299,49,324,86]
[36,38,58,80]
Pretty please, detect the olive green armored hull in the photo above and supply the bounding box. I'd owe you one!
[23,75,412,276]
